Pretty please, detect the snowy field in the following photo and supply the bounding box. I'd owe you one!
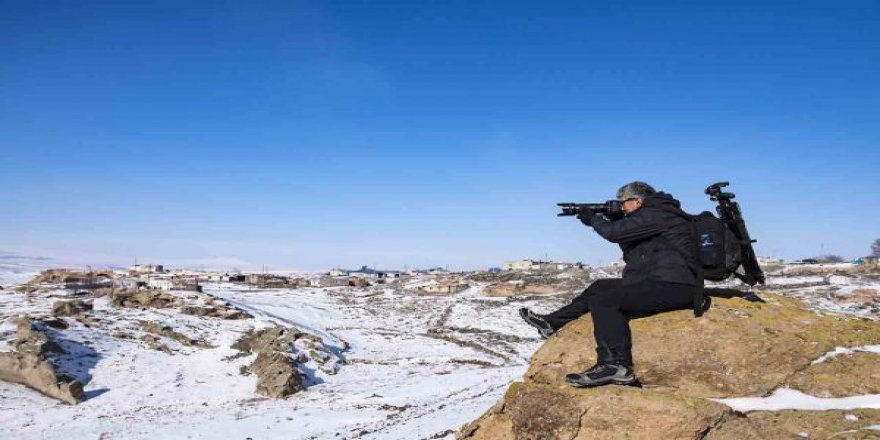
[1,262,880,439]
[0,269,568,440]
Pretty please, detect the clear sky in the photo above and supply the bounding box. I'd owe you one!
[1,1,878,271]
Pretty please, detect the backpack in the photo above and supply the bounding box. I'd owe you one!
[690,211,742,282]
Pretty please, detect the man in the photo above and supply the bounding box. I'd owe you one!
[519,181,701,387]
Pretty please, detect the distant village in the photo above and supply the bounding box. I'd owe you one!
[25,254,879,298]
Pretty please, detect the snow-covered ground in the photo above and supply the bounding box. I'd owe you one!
[2,263,880,439]
[0,272,568,440]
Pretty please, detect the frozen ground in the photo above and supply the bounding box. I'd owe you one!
[2,264,880,439]
[0,272,568,440]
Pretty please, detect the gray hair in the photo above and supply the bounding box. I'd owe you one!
[616,181,656,201]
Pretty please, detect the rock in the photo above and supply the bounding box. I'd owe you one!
[40,317,69,330]
[140,334,172,354]
[247,352,304,398]
[25,269,114,286]
[289,277,312,288]
[0,316,84,404]
[483,282,568,297]
[706,409,880,439]
[180,305,253,320]
[179,305,214,316]
[525,294,880,398]
[460,382,729,440]
[349,277,371,288]
[786,352,880,397]
[52,299,93,317]
[110,290,177,308]
[232,326,301,355]
[232,326,307,398]
[139,321,210,348]
[460,293,880,439]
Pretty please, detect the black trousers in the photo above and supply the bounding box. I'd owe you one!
[544,278,695,365]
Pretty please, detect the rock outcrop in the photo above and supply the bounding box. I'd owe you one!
[232,326,305,398]
[139,320,211,348]
[180,304,252,320]
[52,299,93,317]
[483,282,569,297]
[459,293,880,439]
[110,289,177,308]
[0,316,84,404]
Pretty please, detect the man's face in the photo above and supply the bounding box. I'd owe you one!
[619,197,643,215]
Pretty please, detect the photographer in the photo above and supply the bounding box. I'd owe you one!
[520,181,701,387]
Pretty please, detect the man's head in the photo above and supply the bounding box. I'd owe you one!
[616,181,656,215]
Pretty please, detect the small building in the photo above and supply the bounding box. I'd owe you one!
[317,277,351,287]
[129,264,165,275]
[419,283,470,295]
[503,259,584,272]
[859,256,880,266]
[245,273,289,288]
[757,257,785,265]
[331,266,403,280]
[147,277,174,291]
[117,278,146,290]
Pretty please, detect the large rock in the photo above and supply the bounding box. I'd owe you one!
[247,352,304,398]
[706,409,880,439]
[459,293,880,439]
[232,326,306,398]
[460,382,730,440]
[525,294,880,398]
[0,316,84,404]
[139,320,211,348]
[52,299,93,317]
[483,283,569,297]
[786,351,880,398]
[110,289,177,308]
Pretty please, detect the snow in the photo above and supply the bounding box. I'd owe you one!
[1,262,879,438]
[811,345,880,365]
[713,389,880,412]
[0,269,569,439]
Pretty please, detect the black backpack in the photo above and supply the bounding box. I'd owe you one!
[690,211,742,282]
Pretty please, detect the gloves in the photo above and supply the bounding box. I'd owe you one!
[577,207,595,225]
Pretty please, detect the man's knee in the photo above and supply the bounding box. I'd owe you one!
[581,278,621,297]
[588,290,620,309]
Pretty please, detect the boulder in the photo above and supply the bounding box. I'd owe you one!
[139,320,211,348]
[460,382,730,440]
[247,352,304,398]
[0,316,84,404]
[110,289,177,308]
[483,283,569,297]
[52,299,93,317]
[180,304,252,320]
[786,351,880,398]
[525,294,880,398]
[459,293,880,439]
[706,409,880,439]
[232,326,301,355]
[232,326,307,398]
[349,277,371,288]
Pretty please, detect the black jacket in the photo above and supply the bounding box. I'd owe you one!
[588,192,701,286]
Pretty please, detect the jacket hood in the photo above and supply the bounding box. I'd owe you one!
[643,191,681,209]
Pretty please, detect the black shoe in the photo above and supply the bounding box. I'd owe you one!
[565,363,637,388]
[518,308,555,339]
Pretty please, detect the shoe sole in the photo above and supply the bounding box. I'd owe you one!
[518,309,554,339]
[565,375,639,388]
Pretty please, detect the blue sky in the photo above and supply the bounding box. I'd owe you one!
[1,1,878,270]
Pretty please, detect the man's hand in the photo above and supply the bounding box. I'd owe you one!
[577,207,595,225]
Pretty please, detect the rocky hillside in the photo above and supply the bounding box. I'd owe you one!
[459,293,880,439]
